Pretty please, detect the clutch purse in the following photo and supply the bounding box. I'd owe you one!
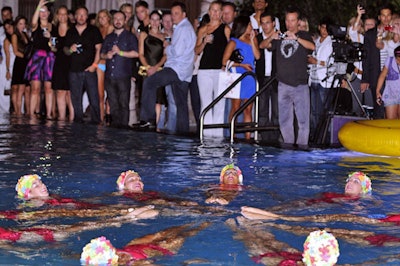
[229,49,244,64]
[138,65,163,76]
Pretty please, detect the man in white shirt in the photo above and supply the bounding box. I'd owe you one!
[256,12,279,143]
[222,2,236,28]
[139,2,196,133]
[250,0,280,33]
[308,19,334,142]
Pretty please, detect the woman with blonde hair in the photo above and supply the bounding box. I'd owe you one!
[52,5,74,121]
[196,0,230,137]
[96,9,113,124]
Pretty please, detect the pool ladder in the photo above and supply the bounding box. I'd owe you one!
[199,72,279,143]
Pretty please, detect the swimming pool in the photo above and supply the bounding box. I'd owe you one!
[1,116,400,265]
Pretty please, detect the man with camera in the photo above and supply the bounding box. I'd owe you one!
[259,6,314,148]
[64,6,103,124]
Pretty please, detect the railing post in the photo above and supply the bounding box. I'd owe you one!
[200,72,276,144]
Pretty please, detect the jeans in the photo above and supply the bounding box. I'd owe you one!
[278,82,310,146]
[189,75,201,132]
[128,79,138,125]
[165,85,176,132]
[310,82,329,139]
[350,77,374,116]
[258,76,279,142]
[105,76,131,127]
[69,71,100,124]
[140,67,190,133]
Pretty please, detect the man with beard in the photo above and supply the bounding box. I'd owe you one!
[100,11,138,128]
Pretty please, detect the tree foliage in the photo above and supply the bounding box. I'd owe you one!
[236,0,400,33]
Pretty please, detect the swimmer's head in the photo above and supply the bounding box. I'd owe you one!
[302,230,340,266]
[80,236,119,265]
[15,174,49,199]
[116,170,144,193]
[345,171,372,196]
[220,164,243,185]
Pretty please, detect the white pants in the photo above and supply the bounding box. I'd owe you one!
[198,69,225,137]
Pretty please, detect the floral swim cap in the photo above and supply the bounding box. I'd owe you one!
[302,230,340,266]
[80,236,119,265]
[15,174,41,199]
[346,171,372,194]
[220,164,243,185]
[116,170,139,190]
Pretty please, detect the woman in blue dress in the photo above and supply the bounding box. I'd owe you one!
[222,16,260,139]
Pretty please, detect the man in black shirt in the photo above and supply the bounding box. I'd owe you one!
[64,6,103,124]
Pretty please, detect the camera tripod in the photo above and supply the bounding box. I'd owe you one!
[313,71,369,145]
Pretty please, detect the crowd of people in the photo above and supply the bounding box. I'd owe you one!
[0,0,399,144]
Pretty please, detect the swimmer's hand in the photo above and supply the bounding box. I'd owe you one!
[179,200,198,206]
[122,205,156,219]
[241,206,281,220]
[205,196,229,205]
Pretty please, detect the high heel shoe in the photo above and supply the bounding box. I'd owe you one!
[105,114,111,126]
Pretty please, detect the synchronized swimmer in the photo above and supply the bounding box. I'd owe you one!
[2,169,398,266]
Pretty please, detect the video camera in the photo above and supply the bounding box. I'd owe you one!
[328,24,364,63]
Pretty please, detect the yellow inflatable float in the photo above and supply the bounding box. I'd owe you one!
[338,119,400,157]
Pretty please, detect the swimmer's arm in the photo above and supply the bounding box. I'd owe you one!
[241,206,283,220]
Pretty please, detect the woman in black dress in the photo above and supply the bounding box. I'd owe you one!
[138,10,167,131]
[52,5,74,121]
[11,16,30,116]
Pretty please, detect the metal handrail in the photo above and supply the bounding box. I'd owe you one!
[230,76,276,143]
[199,71,277,143]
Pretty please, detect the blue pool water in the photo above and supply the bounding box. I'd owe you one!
[0,116,400,265]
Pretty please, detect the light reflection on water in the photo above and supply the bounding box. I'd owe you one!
[0,116,399,265]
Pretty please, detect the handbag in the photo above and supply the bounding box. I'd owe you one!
[218,61,241,99]
[23,30,35,60]
[229,49,244,63]
[138,65,163,76]
[23,40,34,60]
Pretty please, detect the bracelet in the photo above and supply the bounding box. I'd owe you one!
[92,63,98,68]
[119,51,124,56]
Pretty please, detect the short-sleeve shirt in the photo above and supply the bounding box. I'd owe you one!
[64,24,103,72]
[101,30,138,79]
[271,31,313,86]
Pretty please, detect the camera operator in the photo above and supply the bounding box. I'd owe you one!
[260,6,314,148]
[308,18,334,142]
